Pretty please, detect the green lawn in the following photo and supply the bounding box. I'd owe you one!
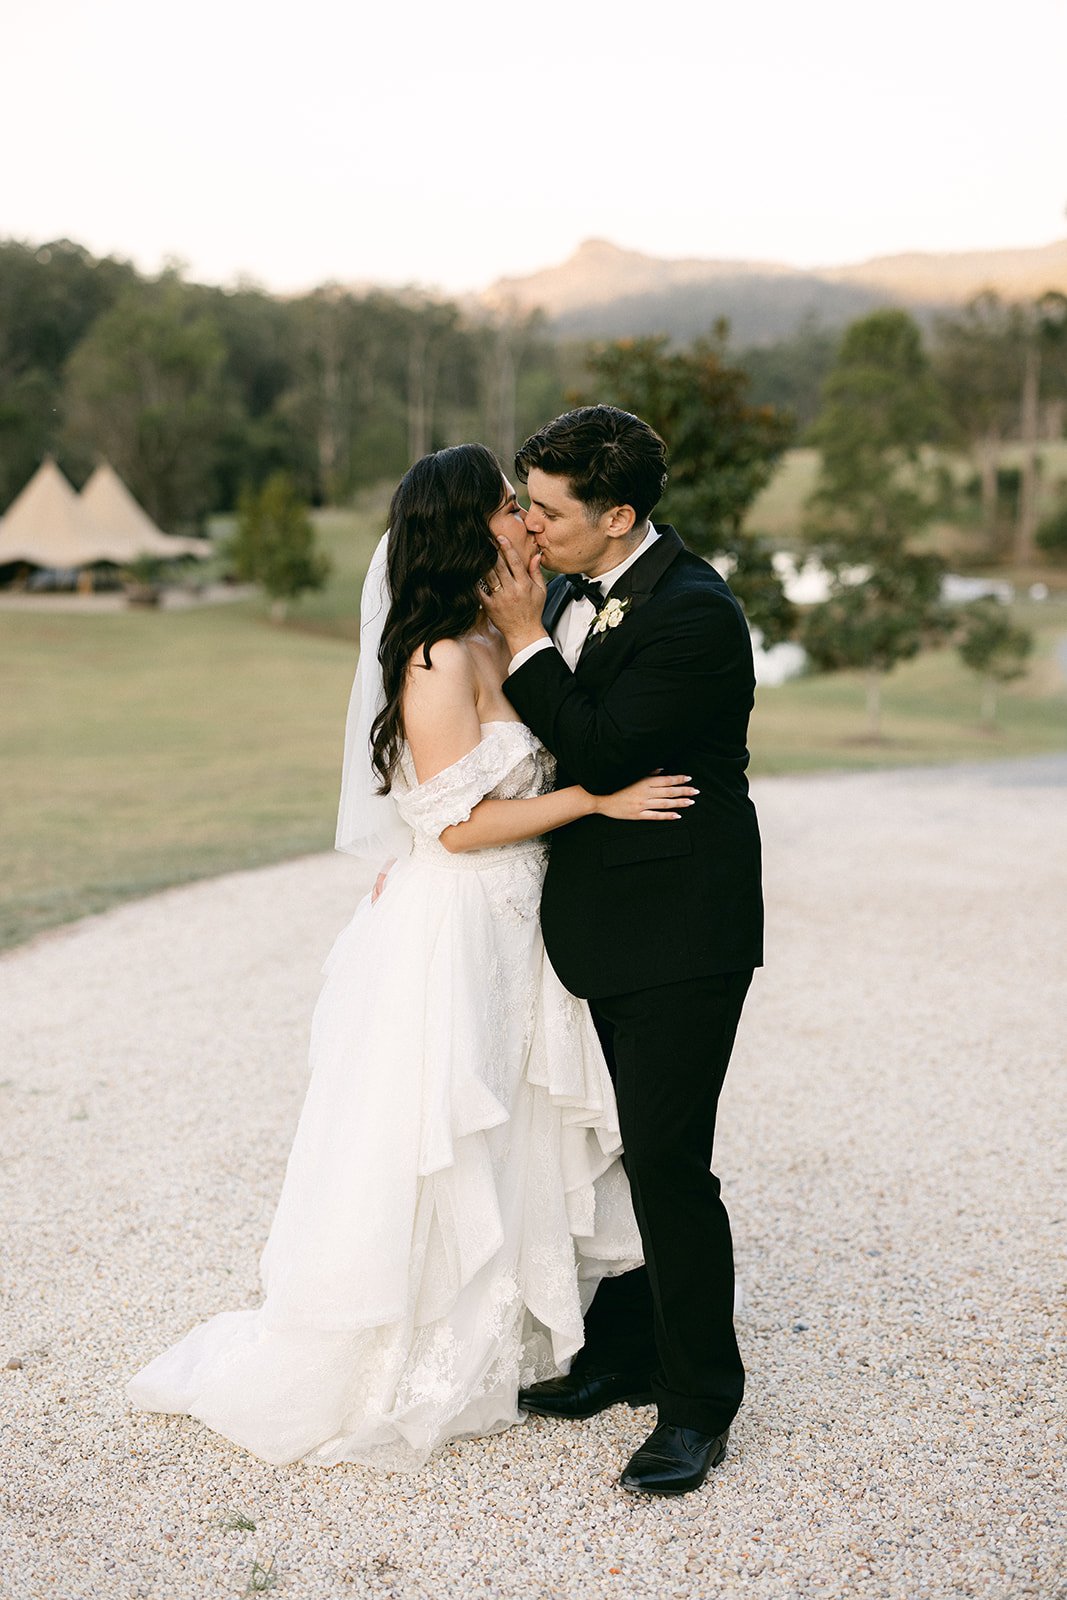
[743,447,822,544]
[744,441,1067,553]
[1,526,1065,953]
[0,602,358,952]
[751,598,1067,773]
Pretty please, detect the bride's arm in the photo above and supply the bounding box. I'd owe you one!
[440,775,694,853]
[403,642,695,855]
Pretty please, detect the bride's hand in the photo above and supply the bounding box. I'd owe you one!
[593,773,698,822]
[372,858,397,902]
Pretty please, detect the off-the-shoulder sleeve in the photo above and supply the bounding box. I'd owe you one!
[394,726,537,838]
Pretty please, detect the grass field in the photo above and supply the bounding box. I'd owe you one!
[2,506,1065,954]
[744,441,1067,556]
[750,597,1067,773]
[0,602,357,952]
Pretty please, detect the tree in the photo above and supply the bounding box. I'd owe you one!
[802,310,950,735]
[580,329,796,643]
[1,231,543,520]
[800,555,946,738]
[284,289,481,502]
[1036,498,1067,559]
[933,291,1067,565]
[734,319,840,434]
[805,310,944,564]
[231,473,330,620]
[932,293,1020,544]
[401,296,462,464]
[1015,292,1067,565]
[0,237,136,506]
[955,598,1033,727]
[202,280,317,508]
[62,274,233,529]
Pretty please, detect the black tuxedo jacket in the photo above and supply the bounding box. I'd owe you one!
[504,526,763,999]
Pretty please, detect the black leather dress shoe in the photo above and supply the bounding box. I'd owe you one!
[619,1423,730,1495]
[518,1369,653,1419]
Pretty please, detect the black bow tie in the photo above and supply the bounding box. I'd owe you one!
[564,574,603,607]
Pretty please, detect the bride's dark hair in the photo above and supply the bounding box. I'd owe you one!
[371,443,505,792]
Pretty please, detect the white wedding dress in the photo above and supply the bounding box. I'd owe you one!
[128,720,642,1470]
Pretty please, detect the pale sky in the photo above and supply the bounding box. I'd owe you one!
[5,0,1065,294]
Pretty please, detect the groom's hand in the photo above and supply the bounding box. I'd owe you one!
[481,535,549,656]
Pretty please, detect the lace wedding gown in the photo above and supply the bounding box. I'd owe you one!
[128,721,642,1470]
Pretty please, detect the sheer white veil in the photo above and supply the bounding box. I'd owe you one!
[334,531,414,864]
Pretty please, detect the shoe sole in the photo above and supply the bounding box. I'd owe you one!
[619,1438,729,1495]
[520,1392,654,1419]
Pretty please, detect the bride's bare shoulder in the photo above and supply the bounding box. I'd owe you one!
[402,637,483,777]
[403,637,479,721]
[405,636,476,684]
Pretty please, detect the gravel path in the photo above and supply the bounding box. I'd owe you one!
[1,760,1064,1600]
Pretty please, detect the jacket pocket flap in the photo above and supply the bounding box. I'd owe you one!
[601,826,694,868]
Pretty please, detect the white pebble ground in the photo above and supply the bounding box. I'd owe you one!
[1,759,1064,1600]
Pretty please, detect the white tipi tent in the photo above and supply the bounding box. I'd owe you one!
[79,463,210,561]
[0,459,212,572]
[0,459,106,569]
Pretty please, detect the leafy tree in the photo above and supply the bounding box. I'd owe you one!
[200,281,316,506]
[284,289,479,502]
[932,293,1020,544]
[0,238,136,505]
[955,598,1033,726]
[802,310,950,735]
[734,319,840,434]
[934,291,1067,563]
[800,555,946,738]
[0,367,56,512]
[477,307,564,471]
[580,329,796,643]
[400,295,463,463]
[0,237,136,383]
[62,274,233,528]
[805,310,944,564]
[1015,292,1067,565]
[1035,498,1067,558]
[231,472,330,619]
[0,232,560,521]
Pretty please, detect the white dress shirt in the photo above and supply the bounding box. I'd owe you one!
[509,522,660,675]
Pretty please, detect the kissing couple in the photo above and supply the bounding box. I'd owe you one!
[128,405,764,1497]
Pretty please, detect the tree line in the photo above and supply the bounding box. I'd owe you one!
[576,305,1063,732]
[3,235,1064,730]
[3,236,1065,553]
[0,237,564,528]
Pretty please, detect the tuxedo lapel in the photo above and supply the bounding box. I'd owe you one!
[576,525,685,670]
[540,573,572,638]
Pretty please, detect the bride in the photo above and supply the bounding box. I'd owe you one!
[127,443,697,1471]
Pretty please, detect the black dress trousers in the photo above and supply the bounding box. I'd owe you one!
[582,968,753,1437]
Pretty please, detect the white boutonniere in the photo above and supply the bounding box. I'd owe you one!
[591,595,633,635]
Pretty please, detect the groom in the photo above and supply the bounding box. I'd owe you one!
[483,404,763,1496]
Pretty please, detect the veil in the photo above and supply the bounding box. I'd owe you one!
[334,531,414,865]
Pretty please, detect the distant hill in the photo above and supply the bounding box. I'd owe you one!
[824,238,1067,303]
[482,237,1067,345]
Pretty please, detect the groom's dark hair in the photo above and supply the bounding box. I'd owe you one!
[515,405,668,525]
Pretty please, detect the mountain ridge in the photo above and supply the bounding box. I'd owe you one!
[480,236,1067,344]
